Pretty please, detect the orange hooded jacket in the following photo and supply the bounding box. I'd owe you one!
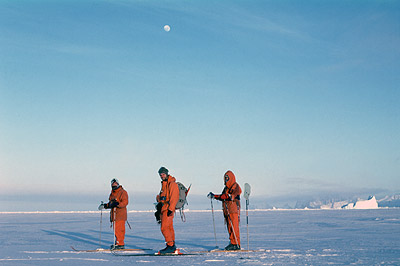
[157,175,179,213]
[216,170,242,216]
[109,186,129,222]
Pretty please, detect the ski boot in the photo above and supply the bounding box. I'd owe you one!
[110,244,125,250]
[158,244,177,254]
[225,243,240,251]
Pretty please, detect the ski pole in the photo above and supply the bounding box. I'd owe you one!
[113,207,116,247]
[243,183,251,251]
[210,198,218,248]
[245,200,249,250]
[99,203,103,248]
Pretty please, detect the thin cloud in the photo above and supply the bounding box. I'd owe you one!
[286,177,339,189]
[44,43,113,55]
[284,177,391,198]
[118,2,310,41]
[224,5,308,40]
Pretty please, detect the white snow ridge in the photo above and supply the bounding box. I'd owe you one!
[342,196,379,209]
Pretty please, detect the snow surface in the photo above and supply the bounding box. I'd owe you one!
[0,209,399,265]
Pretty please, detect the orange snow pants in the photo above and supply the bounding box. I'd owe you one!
[114,220,126,246]
[226,213,240,246]
[160,211,175,246]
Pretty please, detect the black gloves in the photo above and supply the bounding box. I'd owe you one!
[109,200,119,208]
[155,202,162,224]
[104,199,119,209]
[154,203,173,223]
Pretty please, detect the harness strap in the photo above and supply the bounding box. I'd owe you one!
[179,208,186,222]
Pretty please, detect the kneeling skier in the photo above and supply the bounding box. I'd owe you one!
[208,170,242,250]
[98,178,129,250]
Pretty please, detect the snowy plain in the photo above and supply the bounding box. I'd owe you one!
[0,209,399,266]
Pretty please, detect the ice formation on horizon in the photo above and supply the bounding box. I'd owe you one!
[342,196,378,209]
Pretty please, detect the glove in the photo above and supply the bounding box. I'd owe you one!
[98,203,105,210]
[154,210,161,224]
[207,192,215,199]
[108,200,119,208]
[167,209,174,217]
[154,202,162,224]
[155,202,163,211]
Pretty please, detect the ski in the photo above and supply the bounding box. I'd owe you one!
[193,248,263,254]
[71,246,152,253]
[112,249,199,257]
[113,253,199,257]
[112,248,264,256]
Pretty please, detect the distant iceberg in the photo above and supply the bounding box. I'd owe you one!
[342,196,378,209]
[377,195,400,207]
[320,201,349,209]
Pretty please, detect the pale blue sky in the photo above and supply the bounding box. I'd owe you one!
[1,1,399,207]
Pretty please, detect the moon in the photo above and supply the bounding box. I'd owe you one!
[163,25,171,32]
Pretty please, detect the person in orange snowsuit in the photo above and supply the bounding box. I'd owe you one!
[99,178,129,250]
[155,167,179,254]
[208,170,242,250]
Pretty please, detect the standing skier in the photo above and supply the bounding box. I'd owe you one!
[208,170,242,250]
[156,167,179,254]
[99,178,129,250]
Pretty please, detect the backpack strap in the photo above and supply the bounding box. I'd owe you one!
[179,208,186,222]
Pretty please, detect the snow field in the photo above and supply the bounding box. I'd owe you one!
[0,209,399,265]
